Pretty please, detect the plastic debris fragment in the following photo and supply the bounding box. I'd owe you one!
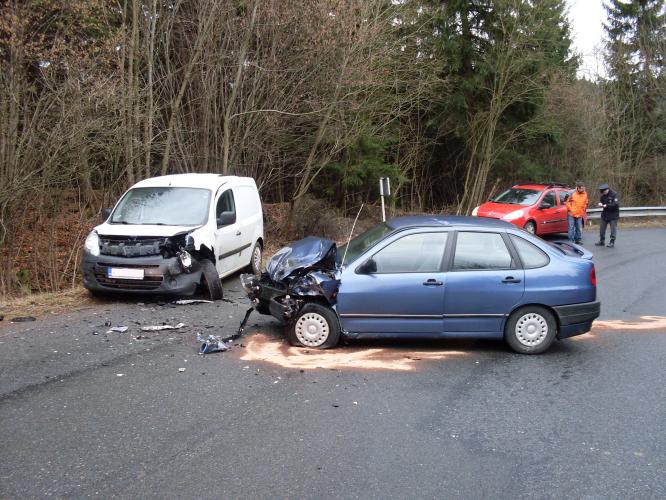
[197,333,228,354]
[141,322,186,331]
[178,367,186,373]
[106,326,129,333]
[173,299,213,305]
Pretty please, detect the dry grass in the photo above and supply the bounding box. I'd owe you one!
[0,286,97,325]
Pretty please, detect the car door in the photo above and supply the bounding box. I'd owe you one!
[337,231,450,335]
[213,189,242,275]
[443,231,524,336]
[537,190,565,234]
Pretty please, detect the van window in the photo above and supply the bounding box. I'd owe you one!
[216,190,236,222]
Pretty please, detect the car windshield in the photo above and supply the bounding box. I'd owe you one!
[338,222,393,266]
[492,188,541,206]
[110,187,211,226]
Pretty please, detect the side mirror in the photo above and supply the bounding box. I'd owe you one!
[217,211,236,227]
[357,258,377,274]
[539,201,553,209]
[101,208,112,221]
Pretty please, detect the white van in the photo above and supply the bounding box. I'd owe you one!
[81,174,263,300]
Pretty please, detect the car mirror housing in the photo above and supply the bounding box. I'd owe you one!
[101,208,112,221]
[217,211,236,227]
[539,202,552,209]
[357,258,377,274]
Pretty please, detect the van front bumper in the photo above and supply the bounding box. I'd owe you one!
[82,254,203,295]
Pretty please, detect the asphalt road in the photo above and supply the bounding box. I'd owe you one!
[1,226,665,499]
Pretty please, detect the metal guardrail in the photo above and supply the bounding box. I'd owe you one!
[587,207,666,219]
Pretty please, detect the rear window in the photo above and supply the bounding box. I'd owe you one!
[510,235,550,269]
[492,188,541,206]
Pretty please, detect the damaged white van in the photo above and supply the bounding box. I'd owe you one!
[82,174,263,300]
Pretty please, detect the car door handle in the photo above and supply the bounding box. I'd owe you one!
[502,277,522,284]
[236,231,241,236]
[423,279,443,286]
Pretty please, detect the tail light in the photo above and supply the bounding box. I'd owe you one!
[590,265,597,286]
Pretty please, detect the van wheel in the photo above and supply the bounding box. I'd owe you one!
[200,259,223,300]
[505,306,557,354]
[245,242,262,275]
[524,221,537,234]
[287,303,340,349]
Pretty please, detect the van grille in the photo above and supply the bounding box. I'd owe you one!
[94,264,163,290]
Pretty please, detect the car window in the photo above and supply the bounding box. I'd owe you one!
[372,232,448,273]
[558,191,570,204]
[542,191,556,207]
[452,232,514,270]
[509,234,550,269]
[216,190,236,219]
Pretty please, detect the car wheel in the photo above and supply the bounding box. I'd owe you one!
[505,306,557,354]
[524,221,537,234]
[245,242,262,275]
[287,303,340,349]
[200,259,223,300]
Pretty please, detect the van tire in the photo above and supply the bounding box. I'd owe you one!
[245,241,262,275]
[200,260,223,300]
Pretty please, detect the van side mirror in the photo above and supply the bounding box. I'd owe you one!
[217,211,236,227]
[357,258,377,274]
[101,208,112,221]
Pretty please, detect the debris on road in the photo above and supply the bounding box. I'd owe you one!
[92,331,100,336]
[11,316,36,322]
[0,314,4,321]
[141,322,186,331]
[197,334,228,354]
[106,326,129,333]
[173,299,213,305]
[178,367,186,373]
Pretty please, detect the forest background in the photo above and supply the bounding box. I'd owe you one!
[0,0,664,296]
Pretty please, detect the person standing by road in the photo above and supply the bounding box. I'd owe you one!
[595,183,620,248]
[566,181,588,244]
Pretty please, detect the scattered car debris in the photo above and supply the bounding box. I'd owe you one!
[104,321,112,327]
[197,334,228,354]
[11,316,37,323]
[106,326,129,334]
[141,322,186,331]
[92,331,100,336]
[173,299,213,305]
[178,367,186,373]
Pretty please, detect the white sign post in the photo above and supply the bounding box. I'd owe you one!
[379,177,391,222]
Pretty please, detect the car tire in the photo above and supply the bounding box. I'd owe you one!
[505,306,557,354]
[245,241,262,275]
[200,259,223,300]
[524,221,537,234]
[287,303,340,349]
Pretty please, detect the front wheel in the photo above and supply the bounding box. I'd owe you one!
[504,306,557,354]
[524,221,537,235]
[245,242,262,275]
[200,259,223,300]
[287,303,341,349]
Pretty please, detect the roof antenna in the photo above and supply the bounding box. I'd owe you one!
[341,203,364,268]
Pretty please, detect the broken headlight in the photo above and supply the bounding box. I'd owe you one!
[84,231,100,257]
[178,250,193,271]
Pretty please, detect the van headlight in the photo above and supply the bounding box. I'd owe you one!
[503,209,524,221]
[84,231,100,256]
[178,250,193,271]
[471,206,480,216]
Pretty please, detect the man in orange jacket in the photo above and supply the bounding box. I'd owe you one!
[566,181,589,244]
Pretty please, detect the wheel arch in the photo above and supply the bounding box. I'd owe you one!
[505,303,561,335]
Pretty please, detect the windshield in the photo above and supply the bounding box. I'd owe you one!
[338,222,393,266]
[110,187,211,226]
[493,188,541,206]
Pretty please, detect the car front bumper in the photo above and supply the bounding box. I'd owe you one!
[553,301,601,339]
[82,254,203,295]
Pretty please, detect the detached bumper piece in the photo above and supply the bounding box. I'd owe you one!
[554,301,601,339]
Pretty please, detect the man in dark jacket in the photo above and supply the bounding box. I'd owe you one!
[594,183,620,248]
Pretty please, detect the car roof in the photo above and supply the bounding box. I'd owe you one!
[131,174,255,190]
[387,215,515,230]
[511,183,571,191]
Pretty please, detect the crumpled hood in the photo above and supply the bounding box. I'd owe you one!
[267,236,337,281]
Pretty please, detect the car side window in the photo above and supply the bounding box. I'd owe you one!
[542,191,556,207]
[558,191,569,204]
[372,233,448,273]
[216,190,236,219]
[509,234,550,269]
[452,232,514,270]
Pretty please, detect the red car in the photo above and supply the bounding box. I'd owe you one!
[472,183,585,235]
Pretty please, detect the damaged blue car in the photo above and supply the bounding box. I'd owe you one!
[240,216,600,354]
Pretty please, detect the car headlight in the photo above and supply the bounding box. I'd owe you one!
[471,206,479,216]
[84,231,100,256]
[503,209,524,221]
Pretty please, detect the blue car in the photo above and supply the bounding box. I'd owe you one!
[241,216,600,354]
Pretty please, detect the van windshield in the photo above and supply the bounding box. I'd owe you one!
[492,188,541,206]
[110,187,211,226]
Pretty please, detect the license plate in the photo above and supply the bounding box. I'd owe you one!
[107,267,145,280]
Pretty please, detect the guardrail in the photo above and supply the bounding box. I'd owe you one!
[587,207,666,219]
